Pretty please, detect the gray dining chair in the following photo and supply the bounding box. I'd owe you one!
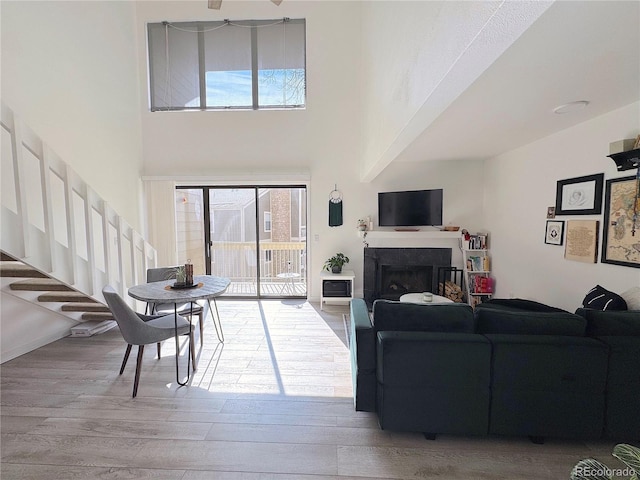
[102,285,196,397]
[147,267,206,346]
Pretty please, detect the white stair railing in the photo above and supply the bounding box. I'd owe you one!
[0,102,156,304]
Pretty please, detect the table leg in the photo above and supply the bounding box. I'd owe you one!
[207,298,224,343]
[174,303,192,386]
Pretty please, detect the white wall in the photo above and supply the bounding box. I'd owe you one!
[0,292,76,363]
[484,102,640,311]
[1,0,144,231]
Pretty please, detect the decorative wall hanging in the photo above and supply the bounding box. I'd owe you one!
[328,185,343,227]
[555,173,604,215]
[545,220,564,245]
[601,174,640,268]
[564,220,599,263]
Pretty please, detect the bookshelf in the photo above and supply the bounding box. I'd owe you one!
[460,233,493,308]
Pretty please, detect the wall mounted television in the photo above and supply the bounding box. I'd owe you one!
[378,189,443,227]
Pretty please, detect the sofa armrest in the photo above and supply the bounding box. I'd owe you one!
[349,298,376,411]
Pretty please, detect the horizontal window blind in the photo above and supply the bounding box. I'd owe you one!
[148,18,306,111]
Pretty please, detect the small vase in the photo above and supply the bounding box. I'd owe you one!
[331,265,342,274]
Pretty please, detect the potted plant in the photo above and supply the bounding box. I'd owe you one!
[324,253,350,274]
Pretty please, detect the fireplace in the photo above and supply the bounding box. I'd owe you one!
[364,247,451,306]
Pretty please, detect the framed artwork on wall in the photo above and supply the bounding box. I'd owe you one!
[601,175,640,268]
[564,220,599,263]
[555,173,604,215]
[545,220,564,245]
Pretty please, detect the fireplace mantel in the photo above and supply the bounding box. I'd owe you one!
[357,231,460,240]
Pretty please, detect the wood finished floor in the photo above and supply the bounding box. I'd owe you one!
[1,300,619,479]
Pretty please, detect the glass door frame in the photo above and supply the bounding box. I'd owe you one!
[176,184,307,299]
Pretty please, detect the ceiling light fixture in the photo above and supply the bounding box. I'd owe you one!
[553,100,590,115]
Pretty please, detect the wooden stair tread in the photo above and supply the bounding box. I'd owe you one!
[0,252,17,261]
[61,303,110,312]
[81,312,114,321]
[38,292,98,303]
[0,264,48,278]
[9,279,74,292]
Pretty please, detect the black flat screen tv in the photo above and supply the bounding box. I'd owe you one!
[378,189,443,227]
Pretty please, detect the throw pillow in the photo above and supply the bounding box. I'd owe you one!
[620,286,640,311]
[582,285,627,311]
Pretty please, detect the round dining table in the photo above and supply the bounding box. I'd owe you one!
[128,275,230,385]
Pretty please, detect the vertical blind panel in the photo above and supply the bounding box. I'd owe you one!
[257,21,305,106]
[204,25,252,107]
[149,24,200,109]
[204,25,252,72]
[257,21,305,70]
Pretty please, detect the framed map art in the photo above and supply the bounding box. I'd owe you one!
[601,175,640,268]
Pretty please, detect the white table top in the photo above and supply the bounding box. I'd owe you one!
[276,272,301,279]
[128,275,230,303]
[399,293,454,305]
[320,269,355,279]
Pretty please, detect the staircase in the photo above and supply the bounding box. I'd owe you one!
[1,102,156,362]
[1,251,113,322]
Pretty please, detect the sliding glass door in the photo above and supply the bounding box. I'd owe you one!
[175,186,307,298]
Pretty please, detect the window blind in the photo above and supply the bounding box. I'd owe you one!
[148,19,306,111]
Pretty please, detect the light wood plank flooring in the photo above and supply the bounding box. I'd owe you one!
[1,300,619,479]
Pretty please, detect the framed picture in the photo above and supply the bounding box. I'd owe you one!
[555,173,604,215]
[545,220,564,245]
[601,175,640,268]
[565,220,599,263]
[547,206,556,219]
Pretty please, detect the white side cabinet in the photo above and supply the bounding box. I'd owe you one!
[320,269,355,310]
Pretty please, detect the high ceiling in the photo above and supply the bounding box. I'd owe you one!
[389,1,640,167]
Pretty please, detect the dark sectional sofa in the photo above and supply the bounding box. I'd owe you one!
[349,297,640,441]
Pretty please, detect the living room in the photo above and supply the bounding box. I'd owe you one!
[1,0,639,477]
[3,0,638,318]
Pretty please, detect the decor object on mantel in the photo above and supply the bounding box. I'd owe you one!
[323,252,349,274]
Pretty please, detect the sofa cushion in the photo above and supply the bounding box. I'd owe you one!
[476,298,567,313]
[582,285,627,311]
[372,299,474,333]
[475,308,586,336]
[620,286,640,311]
[575,308,640,336]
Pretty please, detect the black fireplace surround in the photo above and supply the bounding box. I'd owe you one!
[363,247,452,307]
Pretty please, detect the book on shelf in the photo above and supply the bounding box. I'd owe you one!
[471,256,483,272]
[462,232,488,250]
[468,275,493,294]
[466,255,490,272]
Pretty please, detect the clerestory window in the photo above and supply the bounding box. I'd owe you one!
[147,18,306,111]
